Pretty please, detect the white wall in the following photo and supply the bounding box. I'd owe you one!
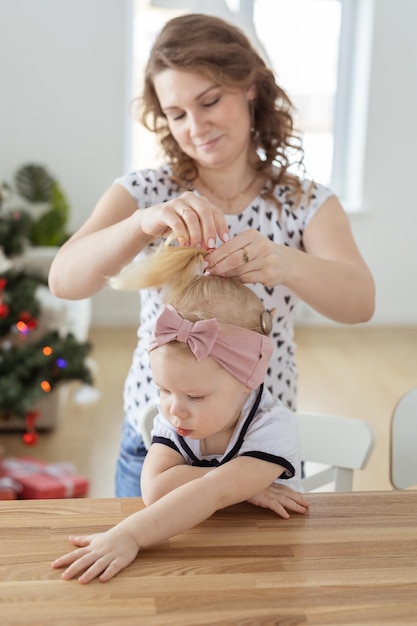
[355,0,417,326]
[0,0,140,325]
[1,0,416,327]
[1,0,130,222]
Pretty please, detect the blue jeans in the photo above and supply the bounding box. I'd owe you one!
[115,417,148,497]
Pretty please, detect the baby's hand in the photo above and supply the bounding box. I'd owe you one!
[247,483,310,519]
[51,526,139,583]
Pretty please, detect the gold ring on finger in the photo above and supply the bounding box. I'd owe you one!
[242,248,249,263]
[180,208,192,218]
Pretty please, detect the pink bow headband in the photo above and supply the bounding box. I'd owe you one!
[149,305,273,389]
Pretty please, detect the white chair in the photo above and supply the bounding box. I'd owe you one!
[139,403,159,451]
[297,411,376,492]
[138,404,376,492]
[390,387,417,490]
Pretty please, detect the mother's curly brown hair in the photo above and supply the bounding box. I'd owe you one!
[135,13,305,203]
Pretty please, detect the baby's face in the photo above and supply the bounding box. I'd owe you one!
[150,344,250,440]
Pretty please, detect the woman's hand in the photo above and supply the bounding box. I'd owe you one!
[137,191,230,249]
[51,526,140,584]
[247,483,310,519]
[205,229,286,287]
[205,194,375,325]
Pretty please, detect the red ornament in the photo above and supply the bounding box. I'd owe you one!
[0,277,7,290]
[19,311,32,322]
[0,302,9,317]
[22,431,39,445]
[22,410,40,446]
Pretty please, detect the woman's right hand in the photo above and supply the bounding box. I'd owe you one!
[49,187,229,300]
[136,191,230,249]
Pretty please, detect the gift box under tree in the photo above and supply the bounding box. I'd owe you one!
[0,456,89,499]
[0,477,21,500]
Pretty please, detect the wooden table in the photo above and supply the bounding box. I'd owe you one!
[1,491,416,626]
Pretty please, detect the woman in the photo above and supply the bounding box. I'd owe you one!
[48,13,375,497]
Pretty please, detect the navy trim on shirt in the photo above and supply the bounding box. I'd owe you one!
[152,436,180,453]
[178,385,264,466]
[152,384,295,477]
[241,451,295,479]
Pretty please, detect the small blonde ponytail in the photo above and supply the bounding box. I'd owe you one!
[109,236,209,299]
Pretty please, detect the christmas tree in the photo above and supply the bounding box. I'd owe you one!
[0,166,94,444]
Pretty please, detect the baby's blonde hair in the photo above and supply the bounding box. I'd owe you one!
[109,239,207,299]
[110,238,272,335]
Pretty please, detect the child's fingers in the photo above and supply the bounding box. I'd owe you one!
[51,548,83,569]
[51,536,93,570]
[51,536,92,571]
[267,494,310,518]
[68,534,93,547]
[60,551,107,581]
[71,553,130,584]
[279,495,309,514]
[273,486,310,508]
[76,555,116,584]
[289,496,310,510]
[272,502,291,520]
[98,559,125,583]
[288,500,309,514]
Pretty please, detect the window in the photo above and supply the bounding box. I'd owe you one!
[130,0,373,211]
[253,0,342,188]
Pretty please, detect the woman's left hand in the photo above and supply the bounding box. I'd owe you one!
[205,229,288,288]
[205,196,375,325]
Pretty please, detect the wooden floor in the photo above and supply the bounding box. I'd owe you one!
[1,326,416,497]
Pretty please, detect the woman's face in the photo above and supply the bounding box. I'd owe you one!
[153,69,255,171]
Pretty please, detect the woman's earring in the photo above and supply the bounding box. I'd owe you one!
[249,99,256,136]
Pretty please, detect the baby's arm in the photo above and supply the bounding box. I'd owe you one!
[140,443,214,504]
[51,455,291,584]
[141,443,309,516]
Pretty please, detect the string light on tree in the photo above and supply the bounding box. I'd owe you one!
[0,267,94,444]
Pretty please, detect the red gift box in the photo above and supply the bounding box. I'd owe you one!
[0,477,22,500]
[0,456,89,499]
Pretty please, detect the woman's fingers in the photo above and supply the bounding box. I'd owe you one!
[175,193,229,248]
[205,230,282,287]
[205,233,257,275]
[141,191,229,249]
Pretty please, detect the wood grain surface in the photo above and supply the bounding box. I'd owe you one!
[1,491,416,625]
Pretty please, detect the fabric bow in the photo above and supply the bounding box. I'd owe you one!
[149,305,274,389]
[150,305,219,361]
